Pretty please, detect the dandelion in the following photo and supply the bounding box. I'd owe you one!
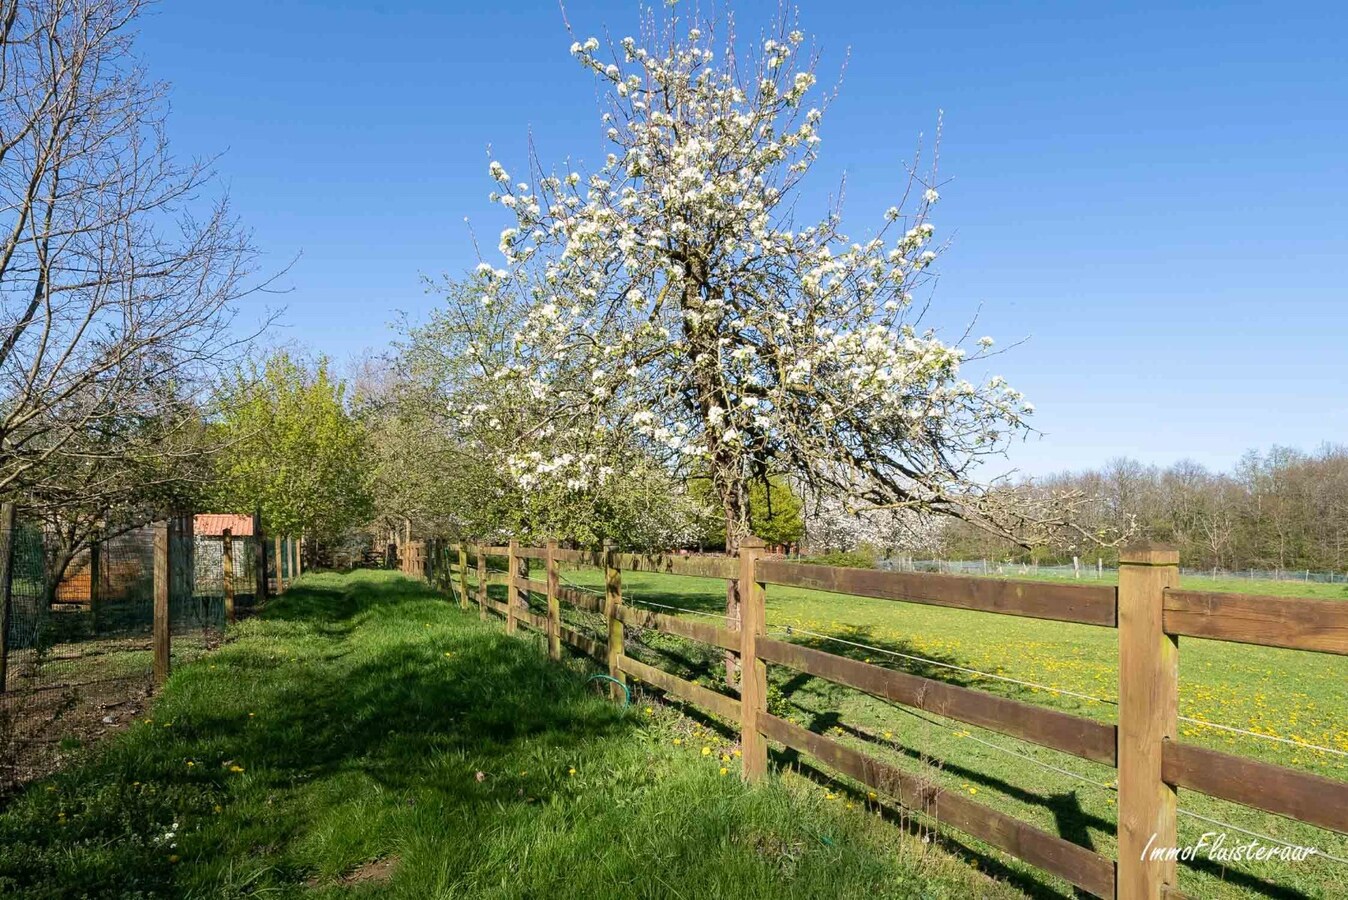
[673,738,682,746]
[719,767,729,776]
[568,767,576,776]
[228,765,245,774]
[644,706,653,716]
[701,747,711,756]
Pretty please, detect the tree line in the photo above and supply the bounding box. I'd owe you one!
[941,446,1348,573]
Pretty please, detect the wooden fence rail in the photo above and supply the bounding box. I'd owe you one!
[417,538,1348,900]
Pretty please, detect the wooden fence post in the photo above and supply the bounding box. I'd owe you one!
[737,536,768,781]
[222,528,235,624]
[153,519,172,685]
[1117,544,1180,899]
[89,540,101,609]
[604,541,625,701]
[506,540,519,634]
[275,535,284,593]
[457,544,470,610]
[476,545,487,620]
[254,510,267,603]
[0,502,17,693]
[294,536,302,579]
[546,540,560,661]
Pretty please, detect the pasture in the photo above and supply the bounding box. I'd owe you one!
[552,563,1348,899]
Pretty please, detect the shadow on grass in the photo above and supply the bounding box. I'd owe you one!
[0,572,637,898]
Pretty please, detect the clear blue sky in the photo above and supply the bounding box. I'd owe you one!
[138,1,1347,477]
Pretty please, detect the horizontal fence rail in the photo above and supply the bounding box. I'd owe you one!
[425,538,1346,900]
[758,560,1120,626]
[1163,589,1348,655]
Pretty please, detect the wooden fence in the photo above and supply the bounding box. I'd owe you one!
[415,539,1347,900]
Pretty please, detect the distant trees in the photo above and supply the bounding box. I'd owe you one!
[940,445,1348,572]
[211,352,372,547]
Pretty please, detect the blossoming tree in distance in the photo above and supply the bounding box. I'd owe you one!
[471,10,1101,658]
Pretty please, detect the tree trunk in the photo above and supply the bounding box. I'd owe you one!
[722,485,748,688]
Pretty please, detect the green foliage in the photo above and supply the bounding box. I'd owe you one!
[210,351,372,540]
[801,549,877,570]
[693,475,805,549]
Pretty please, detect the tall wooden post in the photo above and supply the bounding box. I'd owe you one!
[1117,544,1180,899]
[89,540,101,608]
[153,520,172,685]
[254,510,267,603]
[275,535,285,593]
[505,540,519,634]
[457,544,469,610]
[0,502,18,693]
[476,545,487,620]
[738,536,768,781]
[546,540,560,661]
[603,541,625,701]
[294,536,302,578]
[222,528,236,624]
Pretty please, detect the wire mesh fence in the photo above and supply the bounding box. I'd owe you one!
[887,557,1348,585]
[0,513,250,792]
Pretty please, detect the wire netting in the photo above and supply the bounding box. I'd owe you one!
[0,516,236,791]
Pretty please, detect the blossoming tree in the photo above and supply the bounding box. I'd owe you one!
[472,12,1099,651]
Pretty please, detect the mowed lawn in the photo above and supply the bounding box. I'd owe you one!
[0,570,1019,900]
[547,564,1348,899]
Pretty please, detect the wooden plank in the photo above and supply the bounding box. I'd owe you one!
[758,712,1115,898]
[559,624,606,660]
[153,521,170,684]
[483,545,510,555]
[615,605,739,652]
[1117,546,1181,898]
[516,546,548,560]
[1162,741,1348,834]
[514,609,549,632]
[1164,589,1348,656]
[546,541,561,661]
[756,560,1118,627]
[604,544,625,701]
[739,538,769,781]
[558,585,605,613]
[618,655,741,724]
[757,637,1116,766]
[553,549,734,580]
[513,576,548,595]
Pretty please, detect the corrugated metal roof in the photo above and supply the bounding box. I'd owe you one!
[194,513,255,537]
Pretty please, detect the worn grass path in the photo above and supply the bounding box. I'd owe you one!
[0,570,1016,899]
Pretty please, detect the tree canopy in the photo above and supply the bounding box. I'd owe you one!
[211,352,372,541]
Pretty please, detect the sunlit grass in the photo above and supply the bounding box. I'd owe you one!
[0,570,1016,900]
[553,563,1348,899]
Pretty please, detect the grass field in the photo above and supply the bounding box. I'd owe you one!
[545,562,1348,899]
[0,571,1021,899]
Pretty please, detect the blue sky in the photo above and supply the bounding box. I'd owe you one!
[138,1,1347,477]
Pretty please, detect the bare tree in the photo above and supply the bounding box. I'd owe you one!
[0,0,264,533]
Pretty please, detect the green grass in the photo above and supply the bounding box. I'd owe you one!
[0,571,1018,900]
[548,564,1348,899]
